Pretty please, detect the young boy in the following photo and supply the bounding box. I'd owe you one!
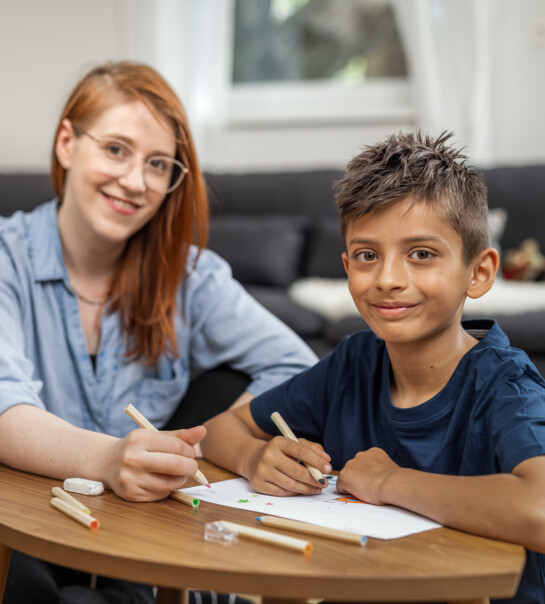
[202,132,545,603]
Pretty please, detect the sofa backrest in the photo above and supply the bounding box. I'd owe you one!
[1,166,544,286]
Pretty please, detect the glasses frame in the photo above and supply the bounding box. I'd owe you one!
[74,126,188,195]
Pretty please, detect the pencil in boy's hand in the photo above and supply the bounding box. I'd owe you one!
[270,411,326,485]
[124,404,211,489]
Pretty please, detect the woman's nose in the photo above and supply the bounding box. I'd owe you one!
[118,159,147,193]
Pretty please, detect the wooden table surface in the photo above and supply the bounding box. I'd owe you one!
[0,461,525,603]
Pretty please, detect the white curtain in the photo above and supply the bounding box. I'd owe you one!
[393,0,498,164]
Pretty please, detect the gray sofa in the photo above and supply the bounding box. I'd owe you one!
[2,166,545,375]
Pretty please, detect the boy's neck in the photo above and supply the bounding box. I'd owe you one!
[387,324,478,409]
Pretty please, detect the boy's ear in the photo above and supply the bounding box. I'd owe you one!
[55,119,75,170]
[342,252,349,274]
[466,247,500,299]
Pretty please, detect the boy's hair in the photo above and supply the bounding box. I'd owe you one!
[335,131,489,264]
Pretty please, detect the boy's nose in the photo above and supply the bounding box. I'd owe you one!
[376,257,408,290]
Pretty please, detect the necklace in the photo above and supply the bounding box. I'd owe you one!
[70,284,109,306]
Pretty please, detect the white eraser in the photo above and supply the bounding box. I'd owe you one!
[63,478,104,496]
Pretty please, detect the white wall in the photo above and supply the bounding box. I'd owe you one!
[0,0,137,172]
[0,0,544,174]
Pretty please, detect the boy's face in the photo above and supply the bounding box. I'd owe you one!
[342,196,475,346]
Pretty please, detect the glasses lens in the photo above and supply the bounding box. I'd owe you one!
[145,157,187,194]
[91,134,187,195]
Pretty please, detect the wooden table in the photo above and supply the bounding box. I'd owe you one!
[0,461,525,604]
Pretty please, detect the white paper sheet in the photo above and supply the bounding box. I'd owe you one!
[179,475,441,540]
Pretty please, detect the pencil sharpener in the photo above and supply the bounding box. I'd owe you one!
[204,521,239,545]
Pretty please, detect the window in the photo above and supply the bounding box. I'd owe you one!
[233,0,407,84]
[228,0,413,124]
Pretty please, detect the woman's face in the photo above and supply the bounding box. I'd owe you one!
[56,100,177,247]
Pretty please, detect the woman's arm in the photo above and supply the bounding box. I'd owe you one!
[0,403,206,502]
[337,448,545,553]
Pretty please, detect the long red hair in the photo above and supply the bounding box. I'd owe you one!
[51,61,209,365]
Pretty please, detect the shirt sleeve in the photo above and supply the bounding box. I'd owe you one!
[249,341,346,440]
[472,360,545,473]
[185,249,318,396]
[0,241,45,416]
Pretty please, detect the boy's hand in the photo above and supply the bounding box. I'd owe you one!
[247,436,331,496]
[337,447,400,505]
[105,426,207,502]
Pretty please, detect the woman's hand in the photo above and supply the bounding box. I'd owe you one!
[337,447,400,505]
[246,436,331,496]
[105,426,207,501]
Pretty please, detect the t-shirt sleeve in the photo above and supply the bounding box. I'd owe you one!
[250,341,346,442]
[473,363,545,473]
[186,249,318,396]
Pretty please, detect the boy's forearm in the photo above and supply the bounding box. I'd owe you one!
[380,465,545,552]
[202,410,266,479]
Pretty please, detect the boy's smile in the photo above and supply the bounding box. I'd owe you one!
[342,196,476,349]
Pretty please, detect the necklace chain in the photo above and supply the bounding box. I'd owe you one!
[70,284,109,306]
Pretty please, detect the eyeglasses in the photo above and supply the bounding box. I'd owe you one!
[75,127,188,195]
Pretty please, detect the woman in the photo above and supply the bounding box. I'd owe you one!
[0,61,316,603]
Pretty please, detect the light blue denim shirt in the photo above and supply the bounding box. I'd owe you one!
[0,200,317,437]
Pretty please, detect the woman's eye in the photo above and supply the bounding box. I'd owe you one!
[103,141,128,159]
[148,157,169,173]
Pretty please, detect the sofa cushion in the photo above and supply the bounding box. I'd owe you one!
[304,218,346,278]
[246,285,325,338]
[0,174,54,217]
[208,216,310,286]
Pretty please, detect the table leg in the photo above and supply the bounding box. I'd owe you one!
[156,586,189,604]
[0,543,12,601]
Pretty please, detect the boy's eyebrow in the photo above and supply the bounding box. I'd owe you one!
[347,235,447,247]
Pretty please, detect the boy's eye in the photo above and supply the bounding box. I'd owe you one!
[355,251,378,262]
[411,249,434,260]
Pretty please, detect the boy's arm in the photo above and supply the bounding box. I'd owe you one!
[202,403,331,496]
[337,448,545,553]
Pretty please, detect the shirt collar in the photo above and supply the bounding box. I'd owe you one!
[28,199,69,283]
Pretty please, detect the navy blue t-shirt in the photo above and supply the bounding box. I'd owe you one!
[250,320,545,604]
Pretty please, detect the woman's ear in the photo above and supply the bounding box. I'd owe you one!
[467,247,500,299]
[55,119,75,170]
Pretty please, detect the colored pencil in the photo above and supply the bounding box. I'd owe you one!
[218,520,313,555]
[124,404,210,489]
[256,515,367,546]
[270,411,326,485]
[51,486,91,515]
[169,490,200,508]
[50,497,99,530]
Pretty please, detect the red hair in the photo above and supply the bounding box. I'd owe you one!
[51,61,209,365]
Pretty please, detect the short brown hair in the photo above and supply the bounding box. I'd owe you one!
[335,131,489,264]
[51,61,209,365]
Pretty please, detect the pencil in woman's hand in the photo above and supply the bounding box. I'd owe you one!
[270,411,326,485]
[124,404,211,488]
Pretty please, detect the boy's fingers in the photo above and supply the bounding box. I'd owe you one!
[281,438,332,474]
